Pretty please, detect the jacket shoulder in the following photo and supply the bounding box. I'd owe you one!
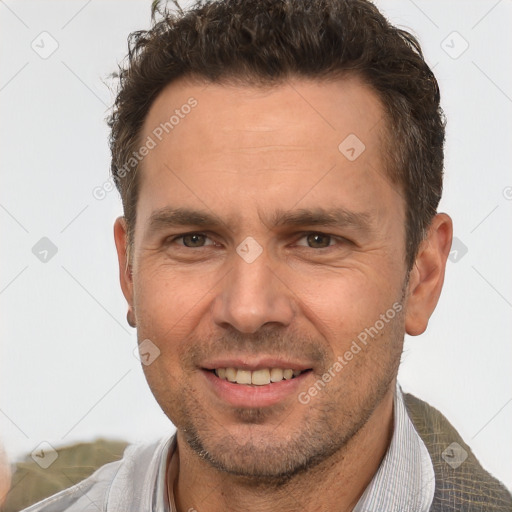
[404,392,512,512]
[11,440,128,512]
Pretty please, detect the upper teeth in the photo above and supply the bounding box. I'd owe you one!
[214,368,303,385]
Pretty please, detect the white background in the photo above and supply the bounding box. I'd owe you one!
[1,0,511,492]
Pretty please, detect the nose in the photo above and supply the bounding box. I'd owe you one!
[211,246,295,334]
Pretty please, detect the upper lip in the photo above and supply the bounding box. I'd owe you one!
[201,357,313,371]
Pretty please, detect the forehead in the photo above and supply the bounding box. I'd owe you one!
[142,74,387,157]
[135,75,402,234]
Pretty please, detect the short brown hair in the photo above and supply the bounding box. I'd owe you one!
[108,0,445,269]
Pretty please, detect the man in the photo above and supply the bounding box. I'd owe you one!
[22,0,512,510]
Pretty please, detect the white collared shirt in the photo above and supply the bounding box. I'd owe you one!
[353,383,435,511]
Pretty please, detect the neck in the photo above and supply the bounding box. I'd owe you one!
[171,386,395,512]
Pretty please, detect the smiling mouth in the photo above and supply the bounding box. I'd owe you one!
[207,367,312,385]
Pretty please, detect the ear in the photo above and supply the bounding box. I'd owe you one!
[113,216,134,310]
[405,213,453,336]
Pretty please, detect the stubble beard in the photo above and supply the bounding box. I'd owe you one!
[179,381,392,488]
[174,313,404,488]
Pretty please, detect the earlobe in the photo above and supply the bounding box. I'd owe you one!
[113,216,134,310]
[405,213,453,336]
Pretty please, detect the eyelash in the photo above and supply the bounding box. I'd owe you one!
[166,231,348,251]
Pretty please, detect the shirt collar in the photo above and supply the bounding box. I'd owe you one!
[353,382,435,512]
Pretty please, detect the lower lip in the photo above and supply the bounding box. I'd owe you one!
[201,369,311,408]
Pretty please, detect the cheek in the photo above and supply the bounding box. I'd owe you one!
[132,266,220,376]
[290,267,401,333]
[134,265,207,324]
[132,254,405,360]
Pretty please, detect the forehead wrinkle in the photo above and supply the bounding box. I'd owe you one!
[229,145,311,152]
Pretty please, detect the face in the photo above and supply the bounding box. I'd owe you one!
[114,76,439,481]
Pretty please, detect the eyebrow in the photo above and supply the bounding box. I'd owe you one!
[147,207,224,234]
[146,206,373,236]
[270,207,373,233]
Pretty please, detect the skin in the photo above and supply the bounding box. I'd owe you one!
[0,443,10,506]
[114,76,452,512]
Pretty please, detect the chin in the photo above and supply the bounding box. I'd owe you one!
[179,407,364,487]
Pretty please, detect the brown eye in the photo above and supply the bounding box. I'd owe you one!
[181,234,207,247]
[306,233,332,249]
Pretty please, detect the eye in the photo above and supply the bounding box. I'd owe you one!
[295,232,338,249]
[168,233,215,248]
